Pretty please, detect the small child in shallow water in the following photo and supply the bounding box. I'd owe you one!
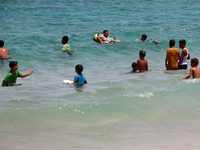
[74,64,87,86]
[182,58,200,79]
[137,50,148,73]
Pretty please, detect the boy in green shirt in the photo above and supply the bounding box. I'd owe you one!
[2,61,33,86]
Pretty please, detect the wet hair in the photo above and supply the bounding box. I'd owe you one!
[0,40,4,47]
[179,39,186,45]
[132,62,137,68]
[9,61,18,68]
[75,64,84,74]
[169,39,175,46]
[62,36,68,43]
[142,34,147,40]
[103,30,108,34]
[139,50,146,58]
[191,58,199,66]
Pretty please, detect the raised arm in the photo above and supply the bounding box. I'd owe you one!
[20,70,33,78]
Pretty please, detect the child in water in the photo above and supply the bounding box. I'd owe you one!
[61,35,73,55]
[182,58,200,79]
[137,50,148,73]
[0,40,11,61]
[74,64,87,86]
[2,61,33,86]
[141,34,147,41]
[129,62,138,73]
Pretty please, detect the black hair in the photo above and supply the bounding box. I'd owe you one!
[132,62,137,68]
[103,30,108,34]
[62,36,69,43]
[191,58,199,66]
[139,50,146,58]
[9,61,18,68]
[75,64,83,74]
[142,34,147,40]
[169,39,175,46]
[179,39,186,45]
[0,40,4,47]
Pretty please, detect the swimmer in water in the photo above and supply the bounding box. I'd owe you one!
[141,34,147,42]
[141,34,161,45]
[97,30,117,44]
[61,35,73,56]
[0,40,11,61]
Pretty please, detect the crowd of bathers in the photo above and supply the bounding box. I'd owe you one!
[1,30,200,87]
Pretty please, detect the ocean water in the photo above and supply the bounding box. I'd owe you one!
[1,0,200,149]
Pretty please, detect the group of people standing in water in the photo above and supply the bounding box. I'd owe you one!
[1,30,200,87]
[164,39,200,79]
[165,39,189,70]
[139,35,200,79]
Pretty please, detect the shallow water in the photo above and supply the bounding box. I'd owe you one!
[1,0,200,149]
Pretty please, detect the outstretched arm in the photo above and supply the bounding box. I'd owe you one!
[182,68,193,79]
[21,70,34,78]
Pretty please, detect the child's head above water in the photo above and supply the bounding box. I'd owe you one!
[141,34,147,41]
[9,61,18,68]
[132,62,138,71]
[75,64,84,74]
[191,58,199,67]
[139,50,146,59]
[62,36,69,44]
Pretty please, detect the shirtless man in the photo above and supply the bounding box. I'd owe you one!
[182,58,200,79]
[0,40,11,61]
[97,30,117,44]
[137,50,148,73]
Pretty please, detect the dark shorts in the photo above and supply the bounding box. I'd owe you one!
[1,57,12,61]
[67,51,73,56]
[178,65,187,69]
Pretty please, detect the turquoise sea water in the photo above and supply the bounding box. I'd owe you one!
[1,0,200,149]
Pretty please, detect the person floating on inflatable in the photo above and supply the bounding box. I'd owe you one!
[93,30,119,44]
